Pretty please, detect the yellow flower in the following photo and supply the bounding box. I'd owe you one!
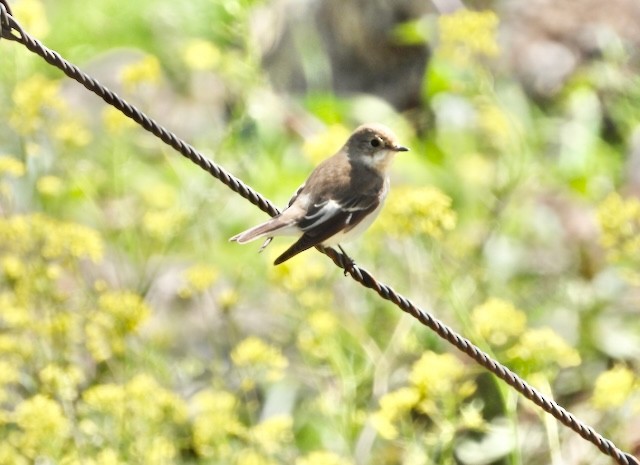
[438,9,500,64]
[309,309,339,334]
[459,404,486,430]
[39,364,85,400]
[269,251,329,291]
[231,336,288,384]
[0,334,33,360]
[0,360,20,403]
[37,175,64,196]
[85,291,150,361]
[0,360,20,386]
[120,55,162,91]
[80,376,187,464]
[44,219,104,262]
[179,263,219,298]
[0,442,27,465]
[371,387,420,440]
[192,389,245,458]
[471,298,527,346]
[53,119,92,147]
[14,395,70,458]
[12,0,50,38]
[0,156,26,177]
[376,186,456,239]
[409,352,472,398]
[2,256,25,281]
[145,436,178,465]
[9,75,64,134]
[217,288,240,311]
[372,352,477,440]
[296,451,354,465]
[455,153,494,187]
[597,193,640,267]
[81,383,126,417]
[507,327,581,373]
[0,214,105,262]
[303,125,351,165]
[591,365,637,410]
[102,106,137,134]
[141,183,177,210]
[477,101,516,148]
[183,39,221,71]
[379,387,421,416]
[234,449,278,465]
[297,309,340,359]
[125,374,188,423]
[142,209,186,242]
[249,415,293,454]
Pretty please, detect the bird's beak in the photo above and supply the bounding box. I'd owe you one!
[394,145,409,152]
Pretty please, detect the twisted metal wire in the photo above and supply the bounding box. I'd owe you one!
[1,6,638,465]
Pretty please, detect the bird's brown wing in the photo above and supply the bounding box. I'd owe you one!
[273,193,380,265]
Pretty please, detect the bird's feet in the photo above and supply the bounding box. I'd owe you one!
[337,245,356,276]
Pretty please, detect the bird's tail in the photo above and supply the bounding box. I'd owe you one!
[229,216,294,244]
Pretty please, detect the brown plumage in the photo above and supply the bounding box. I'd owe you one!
[230,123,408,265]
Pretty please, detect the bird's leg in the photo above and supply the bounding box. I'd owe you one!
[337,245,356,276]
[258,237,273,253]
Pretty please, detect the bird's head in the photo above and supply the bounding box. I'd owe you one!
[345,123,409,172]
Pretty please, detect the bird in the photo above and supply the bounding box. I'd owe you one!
[230,123,408,267]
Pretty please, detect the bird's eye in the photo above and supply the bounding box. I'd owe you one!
[370,138,381,148]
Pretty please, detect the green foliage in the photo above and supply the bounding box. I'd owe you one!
[0,1,638,465]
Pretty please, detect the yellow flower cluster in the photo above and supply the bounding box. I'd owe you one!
[297,309,340,360]
[183,39,221,71]
[179,263,219,298]
[8,74,92,146]
[471,298,581,376]
[39,364,85,401]
[296,451,353,465]
[269,251,329,292]
[477,101,518,149]
[142,209,187,242]
[0,360,20,404]
[507,328,581,372]
[231,336,289,388]
[12,0,50,38]
[192,389,244,457]
[248,415,294,454]
[0,156,26,178]
[0,214,103,263]
[120,55,162,91]
[86,291,151,361]
[102,106,137,135]
[7,394,70,460]
[591,365,639,410]
[9,75,64,135]
[438,9,500,64]
[79,374,188,463]
[371,351,479,440]
[192,388,294,462]
[471,298,527,346]
[36,175,64,196]
[376,186,457,239]
[141,182,178,210]
[597,193,640,275]
[0,211,161,463]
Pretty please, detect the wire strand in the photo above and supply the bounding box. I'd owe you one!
[0,6,637,465]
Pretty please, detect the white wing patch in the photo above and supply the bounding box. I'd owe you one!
[301,199,342,231]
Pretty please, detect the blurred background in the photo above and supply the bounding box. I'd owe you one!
[0,0,639,463]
